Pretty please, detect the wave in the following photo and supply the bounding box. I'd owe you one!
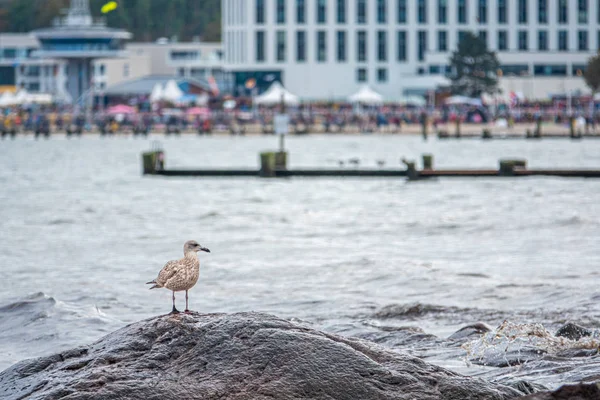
[373,303,464,319]
[463,320,600,368]
[47,218,76,225]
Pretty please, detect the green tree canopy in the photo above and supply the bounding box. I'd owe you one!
[1,0,221,42]
[584,53,600,95]
[449,32,500,97]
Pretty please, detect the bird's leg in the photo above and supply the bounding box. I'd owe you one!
[171,291,180,314]
[184,290,190,313]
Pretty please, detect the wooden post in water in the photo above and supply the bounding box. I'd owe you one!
[455,118,461,138]
[499,159,527,176]
[260,152,276,177]
[142,151,164,175]
[534,118,542,138]
[422,154,433,169]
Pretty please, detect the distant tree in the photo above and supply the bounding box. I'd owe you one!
[584,53,600,97]
[1,0,222,42]
[449,32,500,97]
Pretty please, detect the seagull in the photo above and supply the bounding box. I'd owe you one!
[146,240,210,314]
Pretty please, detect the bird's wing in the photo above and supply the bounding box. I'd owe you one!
[156,260,182,286]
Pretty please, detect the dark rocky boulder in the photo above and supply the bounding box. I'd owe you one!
[0,312,523,400]
[555,323,593,341]
[517,383,600,399]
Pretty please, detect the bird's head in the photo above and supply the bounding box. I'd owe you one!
[184,240,211,254]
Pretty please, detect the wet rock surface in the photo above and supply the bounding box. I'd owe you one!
[555,323,594,341]
[0,312,523,400]
[516,383,600,399]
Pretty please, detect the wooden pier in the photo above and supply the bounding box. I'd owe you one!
[142,151,600,179]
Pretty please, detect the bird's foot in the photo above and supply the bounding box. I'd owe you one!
[184,309,192,314]
[170,307,180,315]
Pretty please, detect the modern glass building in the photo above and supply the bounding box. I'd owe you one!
[222,0,599,100]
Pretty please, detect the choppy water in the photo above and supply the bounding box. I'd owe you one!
[1,134,600,391]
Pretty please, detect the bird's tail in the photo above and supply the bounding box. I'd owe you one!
[146,279,161,289]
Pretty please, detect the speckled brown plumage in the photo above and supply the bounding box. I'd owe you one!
[146,240,210,313]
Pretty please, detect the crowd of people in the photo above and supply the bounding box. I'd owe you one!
[1,99,598,137]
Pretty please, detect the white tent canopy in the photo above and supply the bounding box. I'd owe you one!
[348,85,384,104]
[397,95,426,106]
[0,91,15,106]
[149,83,164,103]
[255,82,299,105]
[445,95,483,106]
[163,80,184,103]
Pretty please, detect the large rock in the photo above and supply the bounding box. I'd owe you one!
[0,312,522,400]
[517,383,600,399]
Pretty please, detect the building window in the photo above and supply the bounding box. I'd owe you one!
[578,0,588,23]
[500,64,529,75]
[256,31,265,62]
[99,64,106,75]
[397,0,407,23]
[337,0,346,23]
[418,0,427,23]
[357,68,367,82]
[558,30,568,50]
[377,31,387,61]
[276,31,286,62]
[418,30,427,61]
[518,31,528,50]
[478,30,487,47]
[538,0,547,23]
[317,31,327,61]
[317,0,327,23]
[458,30,468,45]
[457,0,467,23]
[377,68,387,82]
[123,63,129,78]
[429,65,441,74]
[397,30,407,61]
[256,0,265,24]
[178,67,185,77]
[170,51,199,61]
[277,0,285,23]
[357,31,367,61]
[498,30,508,50]
[438,30,447,51]
[377,0,387,23]
[518,0,527,23]
[357,0,366,23]
[498,0,507,23]
[538,30,548,51]
[478,0,487,23]
[578,30,588,50]
[558,0,567,23]
[337,30,346,61]
[438,0,447,23]
[534,64,567,76]
[297,0,306,23]
[572,64,586,76]
[296,31,306,61]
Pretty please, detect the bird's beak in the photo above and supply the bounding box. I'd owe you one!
[200,247,211,253]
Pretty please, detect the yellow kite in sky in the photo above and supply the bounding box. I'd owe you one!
[101,1,118,14]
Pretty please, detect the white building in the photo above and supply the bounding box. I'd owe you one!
[0,34,66,96]
[93,40,231,93]
[222,0,599,100]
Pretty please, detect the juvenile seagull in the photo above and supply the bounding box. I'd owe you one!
[146,240,210,314]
